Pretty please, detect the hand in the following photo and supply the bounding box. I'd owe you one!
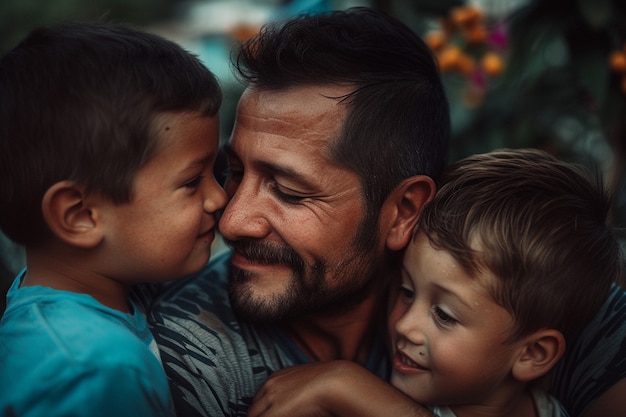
[247,360,436,417]
[247,361,359,417]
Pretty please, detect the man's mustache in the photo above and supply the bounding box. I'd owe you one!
[224,239,304,269]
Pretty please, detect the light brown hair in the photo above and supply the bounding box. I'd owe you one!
[418,148,624,343]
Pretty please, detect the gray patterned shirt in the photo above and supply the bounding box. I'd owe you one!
[145,251,626,417]
[146,251,389,417]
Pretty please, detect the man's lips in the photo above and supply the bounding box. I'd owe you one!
[230,250,289,270]
[392,350,429,374]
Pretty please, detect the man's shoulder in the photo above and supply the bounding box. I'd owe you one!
[148,248,289,360]
[150,250,233,323]
[181,248,231,289]
[551,283,626,416]
[152,251,231,310]
[146,249,301,416]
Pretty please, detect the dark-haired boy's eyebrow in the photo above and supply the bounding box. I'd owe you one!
[179,153,211,176]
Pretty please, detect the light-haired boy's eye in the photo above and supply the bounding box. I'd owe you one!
[399,285,414,302]
[432,306,457,327]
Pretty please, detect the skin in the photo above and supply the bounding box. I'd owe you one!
[24,111,226,312]
[388,233,536,416]
[247,360,433,417]
[219,84,434,362]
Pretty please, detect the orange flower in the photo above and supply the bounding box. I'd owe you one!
[609,51,626,73]
[451,5,483,29]
[481,51,505,76]
[425,30,447,51]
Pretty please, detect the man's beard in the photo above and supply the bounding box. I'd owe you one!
[226,215,381,323]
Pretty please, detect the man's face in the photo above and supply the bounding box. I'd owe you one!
[219,85,383,322]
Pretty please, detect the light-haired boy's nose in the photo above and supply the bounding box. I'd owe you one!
[394,306,427,346]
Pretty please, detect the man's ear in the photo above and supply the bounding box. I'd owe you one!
[383,175,436,251]
[512,329,566,382]
[41,181,104,248]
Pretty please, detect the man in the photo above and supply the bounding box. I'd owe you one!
[146,7,626,417]
[147,7,448,416]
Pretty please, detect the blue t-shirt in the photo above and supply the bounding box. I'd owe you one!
[0,271,174,417]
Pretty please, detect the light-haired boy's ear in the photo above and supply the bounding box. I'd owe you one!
[42,181,104,248]
[383,175,436,251]
[512,329,566,382]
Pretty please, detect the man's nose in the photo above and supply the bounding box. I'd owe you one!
[218,181,271,241]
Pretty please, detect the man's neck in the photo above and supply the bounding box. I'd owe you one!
[284,287,388,364]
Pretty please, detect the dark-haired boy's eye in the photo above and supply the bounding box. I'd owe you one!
[184,175,204,189]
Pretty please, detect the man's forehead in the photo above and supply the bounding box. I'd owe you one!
[238,85,354,117]
[232,86,353,152]
[225,133,334,177]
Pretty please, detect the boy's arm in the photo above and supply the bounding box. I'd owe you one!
[247,360,435,417]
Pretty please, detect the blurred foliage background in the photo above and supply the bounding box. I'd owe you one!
[1,0,625,314]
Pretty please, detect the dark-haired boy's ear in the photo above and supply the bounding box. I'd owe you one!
[382,175,436,251]
[512,329,566,382]
[42,181,104,248]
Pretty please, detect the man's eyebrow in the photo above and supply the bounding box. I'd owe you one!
[223,143,314,187]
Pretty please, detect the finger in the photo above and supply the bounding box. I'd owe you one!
[247,395,268,417]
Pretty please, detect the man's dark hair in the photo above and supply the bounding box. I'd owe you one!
[233,7,450,221]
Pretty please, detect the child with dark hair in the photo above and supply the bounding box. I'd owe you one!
[0,21,226,417]
[248,149,624,417]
